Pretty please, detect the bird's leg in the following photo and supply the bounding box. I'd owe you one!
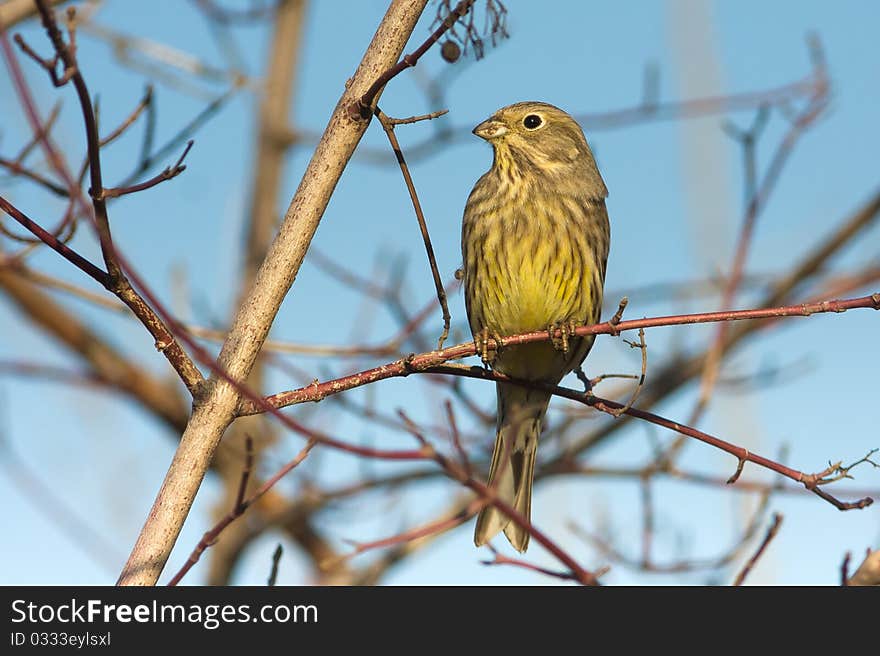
[548,322,564,353]
[474,326,503,368]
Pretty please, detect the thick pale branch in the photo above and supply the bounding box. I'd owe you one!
[208,0,312,587]
[117,0,431,587]
[0,0,66,29]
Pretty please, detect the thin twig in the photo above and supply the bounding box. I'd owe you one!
[733,513,783,585]
[326,500,482,570]
[607,296,628,336]
[0,156,68,196]
[167,438,315,585]
[445,399,470,474]
[123,88,236,186]
[352,0,476,117]
[374,107,451,348]
[608,327,646,417]
[481,545,608,583]
[101,140,193,199]
[245,292,880,414]
[423,363,877,511]
[386,109,449,125]
[267,544,283,586]
[98,85,153,148]
[0,197,108,284]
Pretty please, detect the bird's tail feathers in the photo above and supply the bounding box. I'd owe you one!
[474,383,551,553]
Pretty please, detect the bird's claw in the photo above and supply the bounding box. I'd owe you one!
[475,326,503,368]
[548,319,579,354]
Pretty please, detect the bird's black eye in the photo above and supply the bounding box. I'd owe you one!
[523,114,542,129]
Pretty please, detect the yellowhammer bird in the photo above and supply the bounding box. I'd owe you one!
[462,101,611,552]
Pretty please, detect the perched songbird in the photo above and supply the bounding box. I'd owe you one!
[462,101,611,552]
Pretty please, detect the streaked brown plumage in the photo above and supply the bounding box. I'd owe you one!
[462,101,610,551]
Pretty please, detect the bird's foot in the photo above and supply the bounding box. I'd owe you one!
[474,327,503,368]
[548,319,580,355]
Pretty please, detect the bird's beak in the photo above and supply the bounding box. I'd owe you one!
[472,118,507,141]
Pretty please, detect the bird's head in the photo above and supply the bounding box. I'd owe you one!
[472,101,607,198]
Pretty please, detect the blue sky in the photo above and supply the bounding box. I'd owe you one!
[1,1,878,585]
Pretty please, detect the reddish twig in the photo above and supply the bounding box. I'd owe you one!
[444,399,470,474]
[0,156,68,196]
[0,196,108,284]
[327,499,482,570]
[545,460,880,504]
[351,0,476,118]
[418,362,876,512]
[98,84,153,148]
[168,437,316,585]
[481,545,609,583]
[733,513,783,585]
[607,296,628,335]
[244,293,880,414]
[101,140,193,199]
[590,401,872,510]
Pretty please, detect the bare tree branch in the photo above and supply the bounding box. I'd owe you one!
[118,0,433,587]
